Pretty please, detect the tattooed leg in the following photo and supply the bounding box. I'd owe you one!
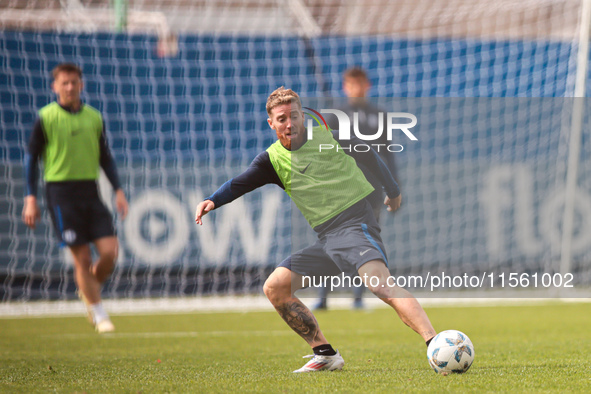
[263,267,329,347]
[275,299,325,345]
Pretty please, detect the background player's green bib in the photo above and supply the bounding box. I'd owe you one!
[39,102,103,182]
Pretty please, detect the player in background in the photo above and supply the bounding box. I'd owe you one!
[315,67,398,310]
[195,87,436,373]
[22,63,128,333]
[332,67,399,220]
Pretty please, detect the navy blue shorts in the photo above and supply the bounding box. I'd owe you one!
[46,181,116,246]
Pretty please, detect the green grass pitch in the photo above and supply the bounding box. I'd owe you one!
[1,301,590,392]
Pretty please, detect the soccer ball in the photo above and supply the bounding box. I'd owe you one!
[427,330,474,374]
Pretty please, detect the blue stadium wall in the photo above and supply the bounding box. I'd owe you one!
[1,31,590,299]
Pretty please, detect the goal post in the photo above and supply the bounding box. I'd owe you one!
[560,0,591,281]
[112,0,129,32]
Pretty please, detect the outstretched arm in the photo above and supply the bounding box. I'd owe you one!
[195,200,215,225]
[195,151,283,225]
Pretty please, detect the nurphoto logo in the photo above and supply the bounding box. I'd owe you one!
[303,107,418,153]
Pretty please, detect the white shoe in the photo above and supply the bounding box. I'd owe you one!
[293,350,344,373]
[95,319,115,334]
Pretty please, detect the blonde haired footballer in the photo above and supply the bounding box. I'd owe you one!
[195,87,436,372]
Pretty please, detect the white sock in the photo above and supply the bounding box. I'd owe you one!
[91,303,109,324]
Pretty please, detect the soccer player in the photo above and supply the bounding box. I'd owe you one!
[195,87,436,373]
[315,67,398,310]
[22,63,128,333]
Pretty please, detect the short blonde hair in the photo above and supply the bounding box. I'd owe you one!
[266,86,301,115]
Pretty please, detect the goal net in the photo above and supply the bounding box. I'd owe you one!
[1,0,590,304]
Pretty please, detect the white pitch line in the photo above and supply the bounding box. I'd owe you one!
[50,330,293,340]
[2,293,590,319]
[45,328,383,340]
